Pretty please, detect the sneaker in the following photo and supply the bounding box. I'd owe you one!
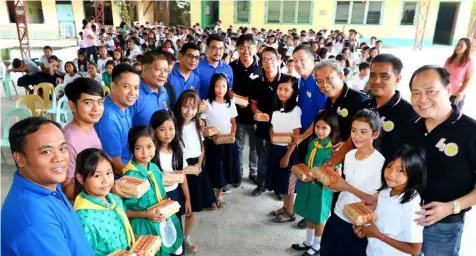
[184,236,198,253]
[232,183,241,188]
[252,186,266,196]
[222,186,231,193]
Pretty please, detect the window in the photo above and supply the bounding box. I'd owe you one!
[401,2,417,25]
[266,0,312,24]
[83,1,114,26]
[7,1,15,23]
[235,0,250,23]
[334,1,383,25]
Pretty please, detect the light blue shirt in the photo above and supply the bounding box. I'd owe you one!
[131,80,171,127]
[194,57,234,99]
[168,63,201,100]
[298,75,326,132]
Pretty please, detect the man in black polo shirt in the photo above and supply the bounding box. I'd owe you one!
[249,47,281,196]
[230,34,263,183]
[406,66,476,256]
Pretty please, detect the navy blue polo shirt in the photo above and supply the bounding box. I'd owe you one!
[1,171,94,256]
[325,84,368,141]
[132,80,171,126]
[168,63,201,100]
[230,57,263,125]
[194,58,234,99]
[298,75,326,133]
[250,72,281,139]
[360,91,418,161]
[404,105,476,223]
[95,96,132,164]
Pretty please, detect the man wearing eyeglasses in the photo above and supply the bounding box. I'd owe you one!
[194,34,234,99]
[168,42,202,99]
[230,34,263,184]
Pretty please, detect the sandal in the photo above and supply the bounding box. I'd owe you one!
[272,212,296,223]
[301,247,319,256]
[291,242,310,251]
[269,207,286,216]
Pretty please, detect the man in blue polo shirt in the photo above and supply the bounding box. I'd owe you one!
[2,117,94,256]
[194,33,234,99]
[168,42,201,99]
[95,64,140,175]
[132,51,172,126]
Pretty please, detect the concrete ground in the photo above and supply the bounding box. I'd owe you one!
[1,45,475,255]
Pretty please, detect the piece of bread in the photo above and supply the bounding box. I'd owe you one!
[203,126,220,137]
[255,113,270,122]
[131,235,162,256]
[184,165,201,175]
[116,176,151,198]
[162,171,185,186]
[107,250,135,256]
[147,198,181,220]
[233,94,249,107]
[343,202,377,226]
[311,166,340,186]
[271,133,293,145]
[214,134,235,144]
[198,101,208,113]
[291,163,313,181]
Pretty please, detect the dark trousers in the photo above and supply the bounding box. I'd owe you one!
[450,95,465,110]
[86,46,98,63]
[320,214,367,256]
[256,136,272,187]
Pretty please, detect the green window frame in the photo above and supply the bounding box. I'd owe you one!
[335,0,383,25]
[265,0,313,24]
[234,0,251,24]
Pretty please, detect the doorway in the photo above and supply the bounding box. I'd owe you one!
[201,1,219,30]
[433,2,459,45]
[56,1,75,39]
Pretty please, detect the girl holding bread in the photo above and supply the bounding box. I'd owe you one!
[353,146,426,256]
[200,73,241,207]
[320,109,385,256]
[292,110,342,256]
[123,126,183,256]
[266,75,302,223]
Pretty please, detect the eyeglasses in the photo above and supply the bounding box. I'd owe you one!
[184,53,201,61]
[210,46,225,52]
[315,75,337,85]
[262,57,277,63]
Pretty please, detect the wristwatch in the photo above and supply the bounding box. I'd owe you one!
[452,201,461,214]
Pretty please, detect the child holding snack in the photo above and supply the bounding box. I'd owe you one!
[353,146,426,256]
[123,126,183,255]
[200,73,241,207]
[175,89,217,253]
[266,75,301,223]
[74,148,134,256]
[292,110,341,256]
[320,109,385,256]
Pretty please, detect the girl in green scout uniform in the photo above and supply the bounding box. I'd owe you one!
[123,126,184,256]
[73,148,135,256]
[292,111,342,256]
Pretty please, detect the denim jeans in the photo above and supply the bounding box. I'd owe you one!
[422,221,464,256]
[450,95,465,110]
[256,137,271,187]
[236,123,258,176]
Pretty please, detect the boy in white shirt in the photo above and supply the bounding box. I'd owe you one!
[351,62,370,92]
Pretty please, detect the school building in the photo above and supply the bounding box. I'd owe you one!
[191,0,475,47]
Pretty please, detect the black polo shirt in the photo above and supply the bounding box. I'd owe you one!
[325,84,368,141]
[230,57,263,125]
[250,72,281,139]
[361,91,418,161]
[404,105,476,223]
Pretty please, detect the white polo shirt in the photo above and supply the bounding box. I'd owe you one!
[270,106,302,146]
[200,100,238,135]
[159,151,188,192]
[367,188,423,256]
[335,149,385,222]
[181,121,203,159]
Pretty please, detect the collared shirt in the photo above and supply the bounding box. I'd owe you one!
[360,91,418,161]
[230,57,263,124]
[250,72,281,139]
[168,63,201,99]
[298,75,326,133]
[404,105,476,222]
[95,96,132,164]
[325,84,368,141]
[132,80,171,127]
[194,58,234,99]
[1,171,94,256]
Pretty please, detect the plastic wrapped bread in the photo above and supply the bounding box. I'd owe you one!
[311,166,340,186]
[162,171,185,186]
[255,113,270,122]
[203,126,220,137]
[147,198,181,220]
[233,94,249,107]
[213,134,236,144]
[184,165,201,175]
[131,235,162,256]
[198,101,208,113]
[343,202,377,226]
[291,163,313,181]
[107,250,136,256]
[271,133,293,145]
[116,176,150,198]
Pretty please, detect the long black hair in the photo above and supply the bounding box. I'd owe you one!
[273,74,299,113]
[311,110,341,145]
[447,37,471,67]
[127,125,156,160]
[149,110,184,170]
[207,73,231,107]
[74,148,114,196]
[175,89,202,144]
[379,145,427,204]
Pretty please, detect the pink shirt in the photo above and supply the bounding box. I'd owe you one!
[445,58,473,95]
[63,123,102,178]
[83,25,96,48]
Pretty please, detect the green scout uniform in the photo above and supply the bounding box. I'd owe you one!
[294,137,340,224]
[74,192,134,256]
[102,73,112,89]
[122,160,183,255]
